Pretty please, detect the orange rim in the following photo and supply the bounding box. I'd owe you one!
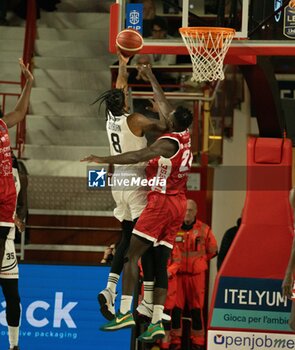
[179,26,235,38]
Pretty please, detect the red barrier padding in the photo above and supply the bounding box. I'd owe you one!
[219,137,293,279]
[254,138,283,164]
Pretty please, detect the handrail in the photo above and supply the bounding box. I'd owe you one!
[17,0,37,158]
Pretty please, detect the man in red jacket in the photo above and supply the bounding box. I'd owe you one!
[170,199,218,350]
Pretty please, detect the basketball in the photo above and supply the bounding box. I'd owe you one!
[116,29,144,57]
[289,0,295,8]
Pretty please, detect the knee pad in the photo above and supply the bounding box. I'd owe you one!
[172,307,182,329]
[154,267,168,289]
[191,308,202,330]
[0,226,10,239]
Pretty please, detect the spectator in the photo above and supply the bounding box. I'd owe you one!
[0,0,8,25]
[133,17,176,67]
[170,199,218,350]
[217,217,241,271]
[101,243,116,264]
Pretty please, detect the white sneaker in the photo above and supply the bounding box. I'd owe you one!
[136,300,171,322]
[97,288,116,321]
[137,300,153,318]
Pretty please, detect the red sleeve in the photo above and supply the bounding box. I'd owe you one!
[168,245,181,277]
[205,227,218,260]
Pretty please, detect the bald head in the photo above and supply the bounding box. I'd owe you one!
[184,199,197,225]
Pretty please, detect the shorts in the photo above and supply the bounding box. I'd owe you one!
[112,189,147,222]
[0,239,18,279]
[133,191,187,249]
[0,176,17,228]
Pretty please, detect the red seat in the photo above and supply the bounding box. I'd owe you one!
[219,137,293,279]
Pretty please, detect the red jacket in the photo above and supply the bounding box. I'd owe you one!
[175,220,218,274]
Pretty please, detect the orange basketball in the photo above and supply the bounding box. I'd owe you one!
[289,0,295,8]
[116,29,144,57]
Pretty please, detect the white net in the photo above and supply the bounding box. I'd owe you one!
[179,27,235,82]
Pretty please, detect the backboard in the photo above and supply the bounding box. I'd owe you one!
[109,0,295,65]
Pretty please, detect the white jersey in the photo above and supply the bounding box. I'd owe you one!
[106,111,147,177]
[106,111,148,222]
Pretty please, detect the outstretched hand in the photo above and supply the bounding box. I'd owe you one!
[80,155,104,163]
[137,63,152,80]
[116,46,130,64]
[146,99,159,113]
[19,58,34,83]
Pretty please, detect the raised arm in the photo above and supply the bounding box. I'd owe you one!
[115,48,130,109]
[137,64,174,129]
[3,58,34,128]
[81,138,178,165]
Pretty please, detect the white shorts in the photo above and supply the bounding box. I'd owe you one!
[0,239,18,279]
[112,189,147,222]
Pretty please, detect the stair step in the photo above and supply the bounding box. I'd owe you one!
[0,27,25,40]
[23,144,109,161]
[0,51,23,63]
[31,87,108,103]
[27,175,115,211]
[34,56,103,70]
[37,12,109,29]
[27,114,106,130]
[30,101,101,118]
[33,68,110,90]
[35,39,110,58]
[37,27,102,41]
[25,129,108,146]
[0,62,22,82]
[0,39,23,51]
[22,159,110,177]
[56,0,106,12]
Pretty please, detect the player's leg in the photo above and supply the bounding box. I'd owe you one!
[138,245,171,342]
[136,245,155,318]
[100,192,166,331]
[100,234,152,331]
[0,278,21,350]
[160,274,178,349]
[98,219,135,320]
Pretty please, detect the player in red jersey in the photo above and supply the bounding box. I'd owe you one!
[0,59,33,350]
[82,65,193,343]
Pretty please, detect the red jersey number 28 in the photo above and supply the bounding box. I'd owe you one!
[180,149,193,172]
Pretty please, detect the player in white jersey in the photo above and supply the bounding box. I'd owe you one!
[0,59,33,350]
[91,50,171,321]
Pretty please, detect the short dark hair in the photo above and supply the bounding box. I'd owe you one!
[92,89,127,120]
[173,106,193,131]
[151,16,168,32]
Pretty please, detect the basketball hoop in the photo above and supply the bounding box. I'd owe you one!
[179,27,236,82]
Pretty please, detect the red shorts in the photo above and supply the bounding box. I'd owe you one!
[0,176,17,228]
[133,191,187,249]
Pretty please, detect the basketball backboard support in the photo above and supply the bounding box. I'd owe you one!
[109,0,295,65]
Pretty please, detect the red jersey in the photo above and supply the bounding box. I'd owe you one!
[146,129,192,195]
[0,119,13,178]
